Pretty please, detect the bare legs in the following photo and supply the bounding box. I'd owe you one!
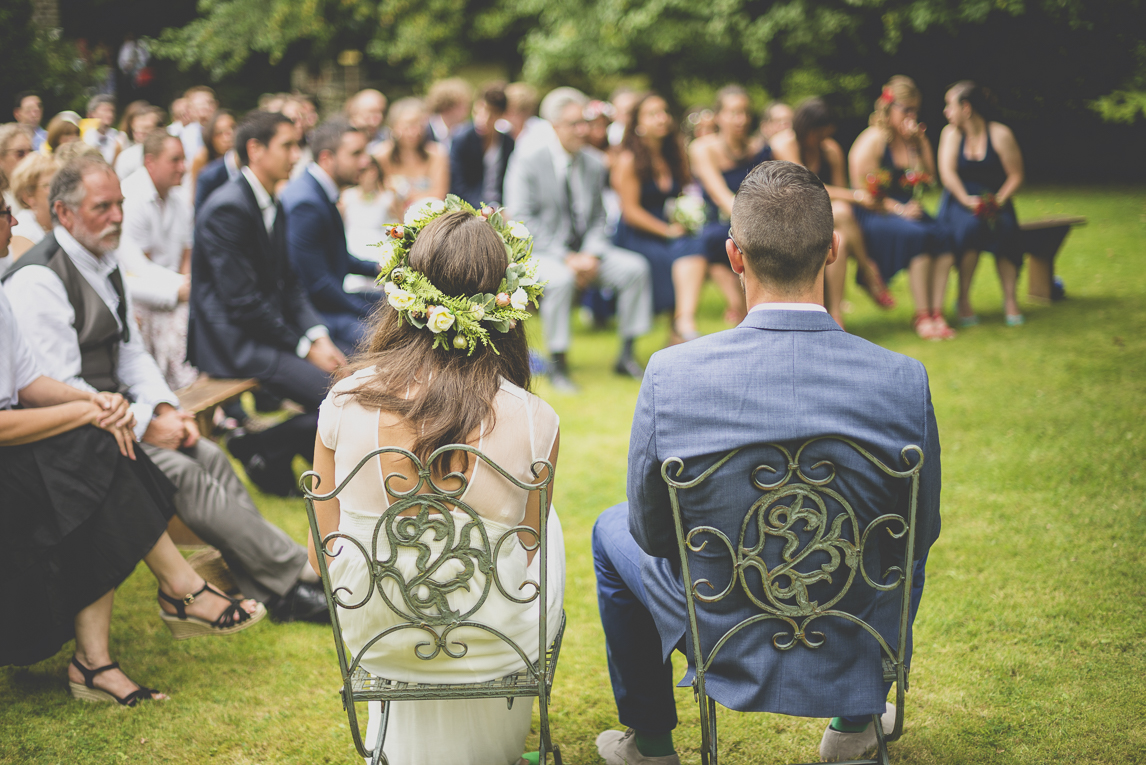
[908,252,956,339]
[997,259,1021,318]
[708,264,746,325]
[671,254,708,338]
[958,249,1022,321]
[825,203,890,329]
[957,250,979,320]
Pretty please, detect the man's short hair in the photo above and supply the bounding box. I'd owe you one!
[143,130,181,160]
[539,87,589,124]
[478,82,508,114]
[15,91,40,110]
[425,78,474,116]
[310,118,357,159]
[730,160,834,290]
[86,94,115,116]
[184,85,217,100]
[234,110,293,166]
[505,83,539,117]
[50,154,112,224]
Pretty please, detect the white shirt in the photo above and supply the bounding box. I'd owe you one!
[0,289,42,409]
[83,126,121,164]
[180,122,203,168]
[13,208,46,245]
[747,302,828,314]
[120,167,192,309]
[115,142,144,180]
[242,166,277,234]
[3,225,180,438]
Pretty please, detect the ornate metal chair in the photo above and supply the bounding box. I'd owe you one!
[660,437,924,765]
[302,445,565,765]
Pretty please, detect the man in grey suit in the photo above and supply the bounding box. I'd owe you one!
[592,161,941,764]
[503,88,652,392]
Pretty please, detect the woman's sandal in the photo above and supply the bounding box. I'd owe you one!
[913,311,938,341]
[859,262,896,309]
[158,581,266,640]
[69,657,162,707]
[930,310,957,340]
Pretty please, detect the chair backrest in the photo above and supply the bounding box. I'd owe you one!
[301,444,555,685]
[660,436,923,693]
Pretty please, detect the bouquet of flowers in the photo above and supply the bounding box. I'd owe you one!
[900,169,933,201]
[975,192,1000,229]
[866,170,893,202]
[666,194,706,235]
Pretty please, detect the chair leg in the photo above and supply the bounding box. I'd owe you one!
[697,688,714,765]
[368,701,390,765]
[708,697,719,765]
[872,711,890,765]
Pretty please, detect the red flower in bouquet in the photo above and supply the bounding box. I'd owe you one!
[866,170,892,202]
[900,169,933,200]
[975,192,1000,230]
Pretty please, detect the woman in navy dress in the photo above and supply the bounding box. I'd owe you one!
[772,97,893,329]
[849,76,956,340]
[937,81,1025,326]
[688,85,770,328]
[612,93,707,342]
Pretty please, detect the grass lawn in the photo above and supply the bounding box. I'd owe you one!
[2,186,1144,764]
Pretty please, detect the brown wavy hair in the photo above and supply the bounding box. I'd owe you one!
[345,210,531,471]
[622,92,691,187]
[870,75,924,146]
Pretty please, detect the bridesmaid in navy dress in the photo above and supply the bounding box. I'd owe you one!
[772,97,893,329]
[688,85,769,329]
[849,76,956,340]
[937,81,1025,326]
[612,93,707,342]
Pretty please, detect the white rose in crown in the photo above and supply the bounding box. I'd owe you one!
[387,288,416,310]
[509,221,530,239]
[470,302,486,321]
[427,306,456,333]
[404,198,447,226]
[510,288,529,311]
[375,240,396,261]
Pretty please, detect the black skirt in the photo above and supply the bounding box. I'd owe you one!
[0,425,176,667]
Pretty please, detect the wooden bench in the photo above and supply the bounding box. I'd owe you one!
[1019,216,1087,302]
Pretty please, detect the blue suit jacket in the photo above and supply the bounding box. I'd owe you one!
[279,170,378,318]
[448,123,515,208]
[627,309,941,718]
[195,156,229,214]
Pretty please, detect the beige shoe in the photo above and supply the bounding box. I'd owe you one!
[819,702,896,762]
[596,728,681,765]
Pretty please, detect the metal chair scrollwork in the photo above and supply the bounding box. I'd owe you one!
[661,436,924,765]
[302,444,565,765]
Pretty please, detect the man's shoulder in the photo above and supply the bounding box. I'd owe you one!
[279,171,323,209]
[199,177,251,215]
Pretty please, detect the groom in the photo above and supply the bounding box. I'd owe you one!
[592,161,942,764]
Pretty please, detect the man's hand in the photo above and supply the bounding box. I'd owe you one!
[142,404,187,451]
[306,335,347,374]
[91,391,135,431]
[564,252,600,291]
[180,412,200,449]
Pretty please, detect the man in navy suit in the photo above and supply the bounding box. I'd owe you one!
[592,161,942,764]
[449,82,515,208]
[190,110,346,502]
[280,119,379,355]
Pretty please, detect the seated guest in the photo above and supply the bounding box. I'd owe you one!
[937,81,1025,326]
[850,77,956,340]
[44,112,82,154]
[504,88,652,393]
[310,208,564,765]
[3,153,329,624]
[341,155,397,262]
[190,110,345,498]
[758,100,793,144]
[375,98,449,215]
[345,88,388,153]
[281,118,379,354]
[592,161,941,765]
[0,287,264,703]
[424,77,474,153]
[772,98,893,327]
[611,92,707,341]
[504,82,545,149]
[13,91,48,152]
[81,95,121,164]
[189,108,235,200]
[120,131,198,390]
[7,152,58,258]
[113,104,163,180]
[0,124,34,208]
[449,82,515,208]
[194,142,241,215]
[687,85,767,327]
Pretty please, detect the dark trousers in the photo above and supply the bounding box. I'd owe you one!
[318,310,372,356]
[591,503,928,734]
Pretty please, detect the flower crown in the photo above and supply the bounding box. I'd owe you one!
[375,195,545,355]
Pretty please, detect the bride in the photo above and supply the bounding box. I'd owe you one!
[308,200,563,765]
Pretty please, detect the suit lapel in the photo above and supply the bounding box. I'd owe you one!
[237,176,275,265]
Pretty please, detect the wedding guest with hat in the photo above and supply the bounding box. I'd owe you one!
[449,81,515,208]
[45,112,82,154]
[937,81,1025,326]
[376,97,449,214]
[13,92,47,152]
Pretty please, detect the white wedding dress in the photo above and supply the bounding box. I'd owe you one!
[317,369,565,765]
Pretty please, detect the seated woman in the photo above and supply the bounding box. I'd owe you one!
[309,208,563,765]
[7,152,57,259]
[43,112,82,155]
[772,98,894,328]
[849,76,957,340]
[688,85,768,327]
[341,155,398,262]
[937,81,1025,326]
[612,92,707,341]
[0,285,265,705]
[190,109,235,202]
[376,98,450,215]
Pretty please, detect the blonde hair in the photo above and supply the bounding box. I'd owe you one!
[870,75,922,142]
[53,140,100,165]
[10,152,58,210]
[425,78,474,116]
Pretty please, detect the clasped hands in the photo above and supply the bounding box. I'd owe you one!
[87,391,139,460]
[142,402,200,453]
[565,251,600,290]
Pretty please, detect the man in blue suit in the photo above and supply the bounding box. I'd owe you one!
[280,119,380,354]
[592,161,942,764]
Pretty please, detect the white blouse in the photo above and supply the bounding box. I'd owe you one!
[0,289,43,409]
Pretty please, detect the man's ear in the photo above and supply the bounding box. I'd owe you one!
[53,200,71,229]
[825,231,841,267]
[726,237,745,275]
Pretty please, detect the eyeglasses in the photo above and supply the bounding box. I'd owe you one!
[0,206,14,224]
[727,227,744,255]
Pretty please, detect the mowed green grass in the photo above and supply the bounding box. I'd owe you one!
[2,186,1143,764]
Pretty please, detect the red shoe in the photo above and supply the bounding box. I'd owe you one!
[860,262,896,309]
[913,311,937,340]
[930,310,956,340]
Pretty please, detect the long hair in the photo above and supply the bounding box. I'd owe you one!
[204,109,235,162]
[621,92,691,187]
[388,97,430,164]
[870,75,923,146]
[345,211,531,471]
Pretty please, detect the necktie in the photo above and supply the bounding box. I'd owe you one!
[106,267,131,343]
[564,156,584,252]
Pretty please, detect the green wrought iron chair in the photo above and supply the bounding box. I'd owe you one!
[660,437,924,765]
[302,444,565,765]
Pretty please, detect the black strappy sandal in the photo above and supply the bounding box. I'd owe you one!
[158,581,266,640]
[69,657,162,706]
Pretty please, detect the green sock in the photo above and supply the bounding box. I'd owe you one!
[634,731,675,757]
[830,717,870,733]
[519,753,540,765]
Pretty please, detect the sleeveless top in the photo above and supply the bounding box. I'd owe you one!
[879,144,913,204]
[703,145,772,222]
[638,176,682,222]
[956,128,1008,196]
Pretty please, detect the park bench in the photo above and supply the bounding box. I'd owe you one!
[1018,216,1087,302]
[662,437,924,765]
[303,445,566,765]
